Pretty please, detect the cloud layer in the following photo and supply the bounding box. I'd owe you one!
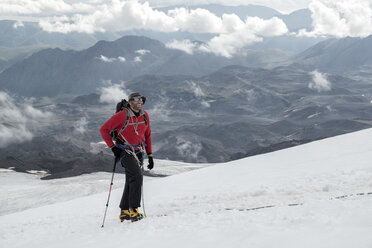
[299,0,372,38]
[2,0,372,56]
[0,91,53,148]
[165,14,288,57]
[14,0,287,57]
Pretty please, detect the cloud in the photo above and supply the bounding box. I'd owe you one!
[118,56,126,62]
[175,136,202,161]
[73,117,88,134]
[4,0,289,57]
[0,91,53,148]
[12,20,24,28]
[135,49,150,55]
[38,0,176,34]
[187,81,205,97]
[36,1,288,38]
[166,39,198,54]
[89,141,107,154]
[99,55,116,62]
[0,0,97,15]
[0,0,311,18]
[98,55,126,62]
[168,7,224,33]
[148,92,172,121]
[186,81,211,108]
[308,70,332,92]
[202,16,287,57]
[298,0,372,38]
[168,16,288,57]
[146,0,311,14]
[3,0,292,57]
[133,56,142,62]
[98,82,129,104]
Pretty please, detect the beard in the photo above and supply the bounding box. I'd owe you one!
[129,102,142,112]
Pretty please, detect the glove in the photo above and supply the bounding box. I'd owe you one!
[147,156,154,170]
[111,146,122,159]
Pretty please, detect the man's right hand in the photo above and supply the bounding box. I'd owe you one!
[111,146,122,158]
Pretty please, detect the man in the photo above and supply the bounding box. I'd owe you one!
[100,92,154,222]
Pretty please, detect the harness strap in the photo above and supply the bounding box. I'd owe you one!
[114,107,148,166]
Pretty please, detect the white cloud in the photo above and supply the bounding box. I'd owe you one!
[38,0,177,34]
[3,0,295,57]
[0,0,96,15]
[134,56,142,62]
[118,56,126,62]
[98,82,129,104]
[36,1,288,38]
[201,16,288,57]
[73,117,88,134]
[168,7,223,33]
[12,20,24,28]
[298,0,372,38]
[145,0,311,14]
[309,70,332,92]
[0,91,53,147]
[133,49,150,62]
[201,101,210,108]
[166,39,198,54]
[0,0,311,18]
[175,136,202,160]
[135,49,150,55]
[99,55,115,62]
[98,55,126,62]
[148,92,172,121]
[89,141,107,154]
[187,81,205,97]
[186,81,211,108]
[168,16,287,57]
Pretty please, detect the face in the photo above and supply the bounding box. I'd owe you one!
[129,97,143,112]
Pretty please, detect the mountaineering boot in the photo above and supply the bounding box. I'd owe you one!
[119,209,131,222]
[130,208,145,222]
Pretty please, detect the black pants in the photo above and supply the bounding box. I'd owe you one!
[119,151,143,210]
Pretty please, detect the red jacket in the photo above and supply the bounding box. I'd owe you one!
[100,108,152,154]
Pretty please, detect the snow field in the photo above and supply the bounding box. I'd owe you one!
[1,128,372,247]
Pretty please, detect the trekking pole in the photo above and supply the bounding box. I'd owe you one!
[141,163,147,216]
[101,158,118,228]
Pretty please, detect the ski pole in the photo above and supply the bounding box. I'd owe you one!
[101,158,117,228]
[141,162,147,217]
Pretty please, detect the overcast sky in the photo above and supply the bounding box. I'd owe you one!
[1,0,371,57]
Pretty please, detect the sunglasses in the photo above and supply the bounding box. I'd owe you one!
[130,96,145,103]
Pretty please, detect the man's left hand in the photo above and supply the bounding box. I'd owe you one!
[147,156,154,170]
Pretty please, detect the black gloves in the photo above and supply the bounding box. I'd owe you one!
[111,146,122,159]
[147,156,154,170]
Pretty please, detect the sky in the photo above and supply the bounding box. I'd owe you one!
[1,127,372,247]
[1,0,372,57]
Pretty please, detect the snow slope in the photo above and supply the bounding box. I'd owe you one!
[0,159,208,215]
[1,128,372,248]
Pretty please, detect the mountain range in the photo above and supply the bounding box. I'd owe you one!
[293,35,372,75]
[1,62,372,177]
[1,34,372,97]
[0,36,291,97]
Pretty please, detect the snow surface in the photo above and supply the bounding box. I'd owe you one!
[0,159,208,216]
[1,128,372,248]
